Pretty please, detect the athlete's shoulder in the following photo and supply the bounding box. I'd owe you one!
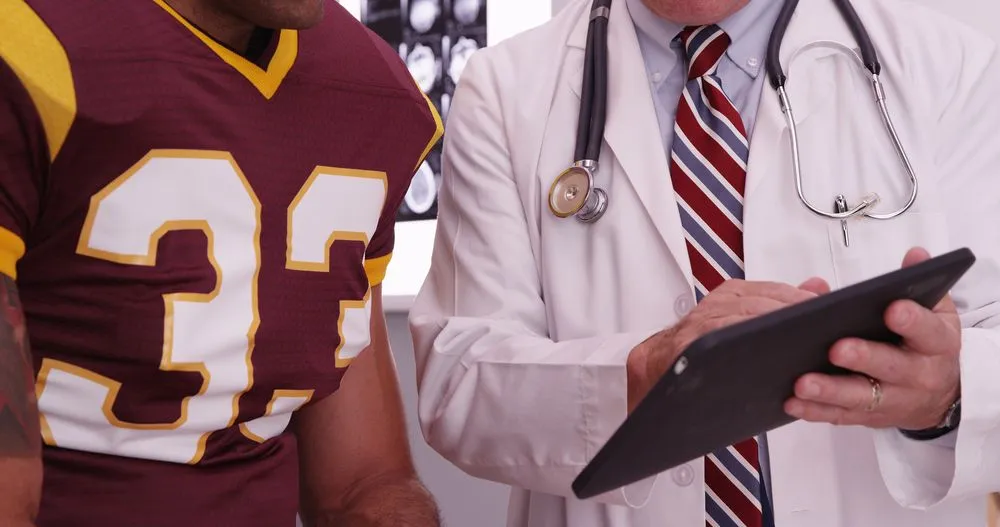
[295,2,430,107]
[292,1,442,161]
[0,0,98,162]
[6,0,178,55]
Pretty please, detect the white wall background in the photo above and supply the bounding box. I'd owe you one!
[334,1,1000,526]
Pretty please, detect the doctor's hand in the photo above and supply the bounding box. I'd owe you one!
[785,247,962,431]
[626,280,824,412]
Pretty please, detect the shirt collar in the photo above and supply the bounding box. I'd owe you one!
[625,0,781,79]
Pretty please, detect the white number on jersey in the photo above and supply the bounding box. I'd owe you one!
[36,150,387,464]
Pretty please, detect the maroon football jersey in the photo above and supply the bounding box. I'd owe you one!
[0,0,442,525]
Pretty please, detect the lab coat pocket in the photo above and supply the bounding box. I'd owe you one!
[827,212,950,289]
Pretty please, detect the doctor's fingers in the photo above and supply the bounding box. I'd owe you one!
[712,280,820,305]
[727,296,805,318]
[785,375,910,427]
[784,396,897,428]
[792,372,891,412]
[668,310,783,356]
[681,298,790,338]
[827,338,919,386]
[798,277,832,296]
[884,299,962,357]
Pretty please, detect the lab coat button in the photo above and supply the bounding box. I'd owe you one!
[672,464,695,486]
[674,296,693,316]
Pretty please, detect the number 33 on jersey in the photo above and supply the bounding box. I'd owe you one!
[0,1,443,468]
[40,151,400,465]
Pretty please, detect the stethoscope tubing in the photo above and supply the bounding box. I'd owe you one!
[767,0,880,88]
[768,0,918,222]
[557,0,918,224]
[576,0,612,164]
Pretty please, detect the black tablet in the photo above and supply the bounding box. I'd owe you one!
[571,247,977,500]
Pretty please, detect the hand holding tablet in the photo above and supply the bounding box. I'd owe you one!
[572,247,976,500]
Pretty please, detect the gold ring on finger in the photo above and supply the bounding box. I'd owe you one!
[865,376,883,412]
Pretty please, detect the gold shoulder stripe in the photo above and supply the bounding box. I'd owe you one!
[0,226,26,279]
[0,1,77,161]
[412,91,445,173]
[365,253,392,287]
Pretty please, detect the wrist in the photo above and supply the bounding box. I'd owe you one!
[626,329,676,413]
[900,396,961,441]
[626,340,651,413]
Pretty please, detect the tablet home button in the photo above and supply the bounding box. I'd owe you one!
[672,464,694,486]
[674,295,693,317]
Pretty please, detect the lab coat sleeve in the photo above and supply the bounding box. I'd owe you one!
[408,52,660,507]
[873,39,1000,508]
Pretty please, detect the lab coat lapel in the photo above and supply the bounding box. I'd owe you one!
[745,0,855,202]
[566,0,694,287]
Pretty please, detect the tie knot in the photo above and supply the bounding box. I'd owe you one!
[678,25,730,80]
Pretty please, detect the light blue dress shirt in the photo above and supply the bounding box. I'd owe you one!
[623,0,784,519]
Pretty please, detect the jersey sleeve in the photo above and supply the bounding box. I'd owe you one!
[0,60,48,279]
[0,2,74,280]
[362,34,444,288]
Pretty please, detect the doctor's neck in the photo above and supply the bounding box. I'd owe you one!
[640,0,749,25]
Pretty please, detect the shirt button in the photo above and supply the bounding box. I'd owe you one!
[747,57,759,69]
[672,464,695,486]
[651,71,663,83]
[674,295,693,317]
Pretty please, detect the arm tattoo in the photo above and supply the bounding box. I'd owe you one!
[0,275,39,456]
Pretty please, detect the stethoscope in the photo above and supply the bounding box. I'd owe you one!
[548,0,919,244]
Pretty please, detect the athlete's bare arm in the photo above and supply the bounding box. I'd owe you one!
[294,285,439,527]
[0,275,41,526]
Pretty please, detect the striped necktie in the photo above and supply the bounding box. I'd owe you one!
[669,25,764,527]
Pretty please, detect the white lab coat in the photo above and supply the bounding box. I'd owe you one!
[408,0,1000,525]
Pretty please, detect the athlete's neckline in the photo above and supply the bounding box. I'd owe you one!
[151,0,298,99]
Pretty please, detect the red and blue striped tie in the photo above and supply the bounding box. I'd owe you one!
[670,25,764,527]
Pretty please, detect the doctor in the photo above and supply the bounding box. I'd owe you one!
[409,0,1000,525]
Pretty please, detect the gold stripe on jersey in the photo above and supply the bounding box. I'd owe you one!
[365,253,392,287]
[412,92,445,173]
[0,226,26,279]
[0,1,77,161]
[152,0,297,99]
[365,84,443,288]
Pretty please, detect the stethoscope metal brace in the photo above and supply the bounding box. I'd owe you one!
[548,0,919,247]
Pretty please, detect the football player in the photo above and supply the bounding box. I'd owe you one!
[0,0,443,525]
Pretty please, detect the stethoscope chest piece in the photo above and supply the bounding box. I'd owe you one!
[549,162,608,223]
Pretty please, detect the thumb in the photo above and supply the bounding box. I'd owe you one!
[900,247,958,316]
[798,277,831,296]
[901,246,932,268]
